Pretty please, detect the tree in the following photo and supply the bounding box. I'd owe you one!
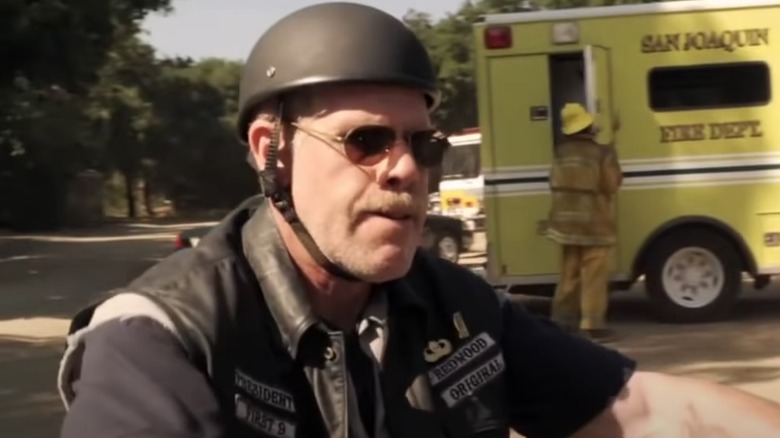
[0,0,671,229]
[88,32,160,217]
[142,58,255,212]
[0,0,172,228]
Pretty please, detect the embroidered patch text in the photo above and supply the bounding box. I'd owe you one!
[428,332,496,385]
[235,394,296,438]
[440,353,505,408]
[235,369,296,413]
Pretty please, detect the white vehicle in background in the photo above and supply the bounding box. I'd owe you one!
[439,127,485,230]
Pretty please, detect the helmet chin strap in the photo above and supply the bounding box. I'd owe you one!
[259,116,361,283]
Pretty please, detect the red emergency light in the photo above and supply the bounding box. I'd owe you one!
[484,26,512,49]
[174,235,187,250]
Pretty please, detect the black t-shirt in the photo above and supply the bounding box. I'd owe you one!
[500,300,635,437]
[60,300,635,438]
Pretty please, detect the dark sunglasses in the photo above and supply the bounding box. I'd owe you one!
[292,123,451,168]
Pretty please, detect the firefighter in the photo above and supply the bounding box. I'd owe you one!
[545,102,623,342]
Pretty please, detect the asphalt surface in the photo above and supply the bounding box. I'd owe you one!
[0,222,201,437]
[3,224,780,437]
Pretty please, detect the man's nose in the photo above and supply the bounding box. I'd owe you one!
[379,143,423,190]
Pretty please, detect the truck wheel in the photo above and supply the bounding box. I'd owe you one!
[644,229,741,323]
[435,233,461,263]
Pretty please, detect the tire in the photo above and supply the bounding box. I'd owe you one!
[434,233,461,263]
[644,228,742,323]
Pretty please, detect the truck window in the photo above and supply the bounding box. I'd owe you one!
[648,61,770,111]
[441,144,481,180]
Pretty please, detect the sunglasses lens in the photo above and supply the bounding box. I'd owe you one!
[342,125,450,168]
[410,130,451,168]
[344,126,396,163]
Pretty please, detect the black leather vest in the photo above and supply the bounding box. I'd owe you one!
[66,197,511,438]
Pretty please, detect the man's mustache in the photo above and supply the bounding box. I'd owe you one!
[358,192,427,217]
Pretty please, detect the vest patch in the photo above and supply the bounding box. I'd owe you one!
[428,332,496,385]
[235,394,297,438]
[423,338,452,363]
[439,353,505,408]
[452,311,470,339]
[235,369,296,413]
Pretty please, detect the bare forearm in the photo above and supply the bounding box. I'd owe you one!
[642,372,780,437]
[575,371,780,438]
[683,377,780,435]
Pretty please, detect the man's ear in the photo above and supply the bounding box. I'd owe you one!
[247,119,293,186]
[248,120,273,171]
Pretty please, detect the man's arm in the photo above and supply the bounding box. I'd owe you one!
[60,317,225,438]
[499,295,780,437]
[574,370,780,437]
[600,146,622,194]
[498,295,636,438]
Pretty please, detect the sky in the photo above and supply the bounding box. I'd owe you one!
[140,0,462,61]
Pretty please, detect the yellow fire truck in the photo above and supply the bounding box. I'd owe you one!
[473,0,780,323]
[438,128,485,230]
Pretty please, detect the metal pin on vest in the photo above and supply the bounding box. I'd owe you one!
[453,312,470,339]
[423,339,452,363]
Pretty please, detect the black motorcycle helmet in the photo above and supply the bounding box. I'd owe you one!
[237,2,441,281]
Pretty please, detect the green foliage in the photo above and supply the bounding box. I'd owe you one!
[0,0,669,229]
[0,0,255,228]
[0,0,172,228]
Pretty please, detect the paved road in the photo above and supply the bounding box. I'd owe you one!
[3,226,780,437]
[0,222,204,438]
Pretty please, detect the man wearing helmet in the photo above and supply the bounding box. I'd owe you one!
[58,3,780,438]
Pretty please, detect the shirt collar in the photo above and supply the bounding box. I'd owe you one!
[241,199,428,358]
[242,201,318,358]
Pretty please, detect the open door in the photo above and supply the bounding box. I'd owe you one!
[484,54,559,280]
[583,44,620,272]
[583,45,615,146]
